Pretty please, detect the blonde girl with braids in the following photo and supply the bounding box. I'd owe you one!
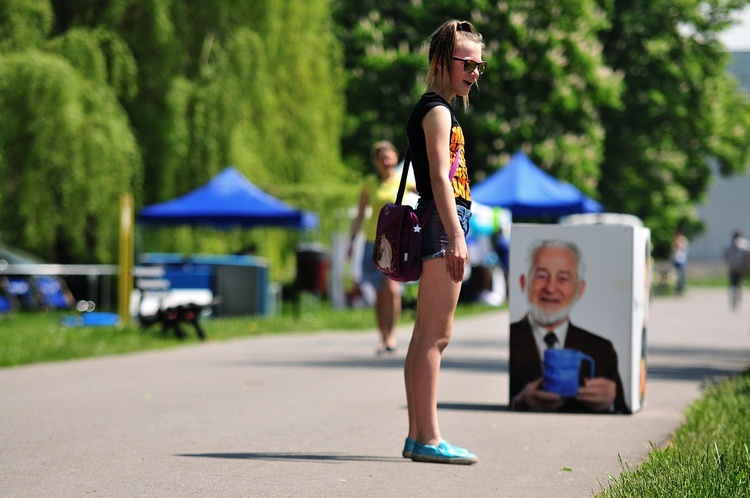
[402,19,486,464]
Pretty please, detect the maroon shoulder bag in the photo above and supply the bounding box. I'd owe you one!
[372,147,461,282]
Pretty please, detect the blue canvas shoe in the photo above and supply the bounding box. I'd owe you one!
[410,440,478,465]
[402,437,416,458]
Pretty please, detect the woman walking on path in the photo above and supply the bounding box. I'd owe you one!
[348,141,414,355]
[402,19,485,465]
[724,229,750,310]
[671,230,689,295]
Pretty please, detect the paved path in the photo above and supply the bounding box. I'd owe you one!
[2,288,749,497]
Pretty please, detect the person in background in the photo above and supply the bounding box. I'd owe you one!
[348,140,413,355]
[724,229,750,311]
[671,230,689,295]
[494,227,511,291]
[402,19,485,465]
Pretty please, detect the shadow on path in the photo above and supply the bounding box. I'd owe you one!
[647,344,750,382]
[176,452,402,464]
[437,402,508,412]
[647,364,745,382]
[232,356,506,374]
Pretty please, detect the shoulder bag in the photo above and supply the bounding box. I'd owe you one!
[372,147,461,282]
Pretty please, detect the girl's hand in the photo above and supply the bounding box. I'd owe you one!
[446,236,468,283]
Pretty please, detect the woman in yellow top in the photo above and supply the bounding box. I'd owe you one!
[348,140,415,355]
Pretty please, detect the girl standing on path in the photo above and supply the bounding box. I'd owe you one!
[402,19,485,465]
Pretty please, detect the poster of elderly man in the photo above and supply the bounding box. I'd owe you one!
[508,223,651,414]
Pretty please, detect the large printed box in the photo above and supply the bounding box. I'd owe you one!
[508,223,650,414]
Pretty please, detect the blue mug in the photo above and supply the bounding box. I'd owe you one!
[543,348,595,397]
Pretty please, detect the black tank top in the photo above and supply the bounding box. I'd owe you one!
[405,92,471,208]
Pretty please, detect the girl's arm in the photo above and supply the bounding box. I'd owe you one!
[422,106,467,283]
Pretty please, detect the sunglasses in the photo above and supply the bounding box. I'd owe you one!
[452,57,487,75]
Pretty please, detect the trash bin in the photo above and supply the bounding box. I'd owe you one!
[296,247,329,296]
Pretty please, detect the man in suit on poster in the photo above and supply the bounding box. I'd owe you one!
[509,239,629,413]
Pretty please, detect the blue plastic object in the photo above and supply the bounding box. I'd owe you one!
[61,312,121,327]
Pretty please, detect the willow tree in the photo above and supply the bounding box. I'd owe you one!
[0,1,141,263]
[2,1,349,270]
[51,0,350,263]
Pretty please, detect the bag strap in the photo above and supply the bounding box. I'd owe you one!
[395,146,462,206]
[394,148,412,206]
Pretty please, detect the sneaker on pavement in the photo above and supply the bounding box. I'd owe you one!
[410,440,478,465]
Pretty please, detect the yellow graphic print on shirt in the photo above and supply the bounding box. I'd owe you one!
[449,125,471,202]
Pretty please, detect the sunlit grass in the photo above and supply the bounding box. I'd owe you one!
[599,370,750,497]
[0,294,500,367]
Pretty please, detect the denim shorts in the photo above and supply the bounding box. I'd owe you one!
[361,241,389,291]
[415,202,472,261]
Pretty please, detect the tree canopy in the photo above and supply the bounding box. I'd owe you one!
[1,0,749,265]
[598,0,750,254]
[333,0,750,255]
[0,1,141,263]
[1,0,351,265]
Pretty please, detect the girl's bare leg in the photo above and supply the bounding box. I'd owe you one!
[404,257,461,444]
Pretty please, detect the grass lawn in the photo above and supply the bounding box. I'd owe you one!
[0,274,740,367]
[599,369,750,497]
[596,278,750,496]
[0,294,499,367]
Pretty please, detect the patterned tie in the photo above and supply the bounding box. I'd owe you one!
[544,331,558,349]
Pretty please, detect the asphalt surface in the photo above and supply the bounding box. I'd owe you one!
[2,287,749,497]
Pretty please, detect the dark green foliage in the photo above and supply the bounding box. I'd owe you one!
[598,0,750,256]
[1,0,749,266]
[333,0,750,251]
[333,0,621,192]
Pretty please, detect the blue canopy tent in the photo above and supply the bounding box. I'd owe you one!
[471,152,603,219]
[135,167,319,318]
[137,167,318,229]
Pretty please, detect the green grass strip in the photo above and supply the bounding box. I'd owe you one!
[0,298,499,367]
[600,369,750,497]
